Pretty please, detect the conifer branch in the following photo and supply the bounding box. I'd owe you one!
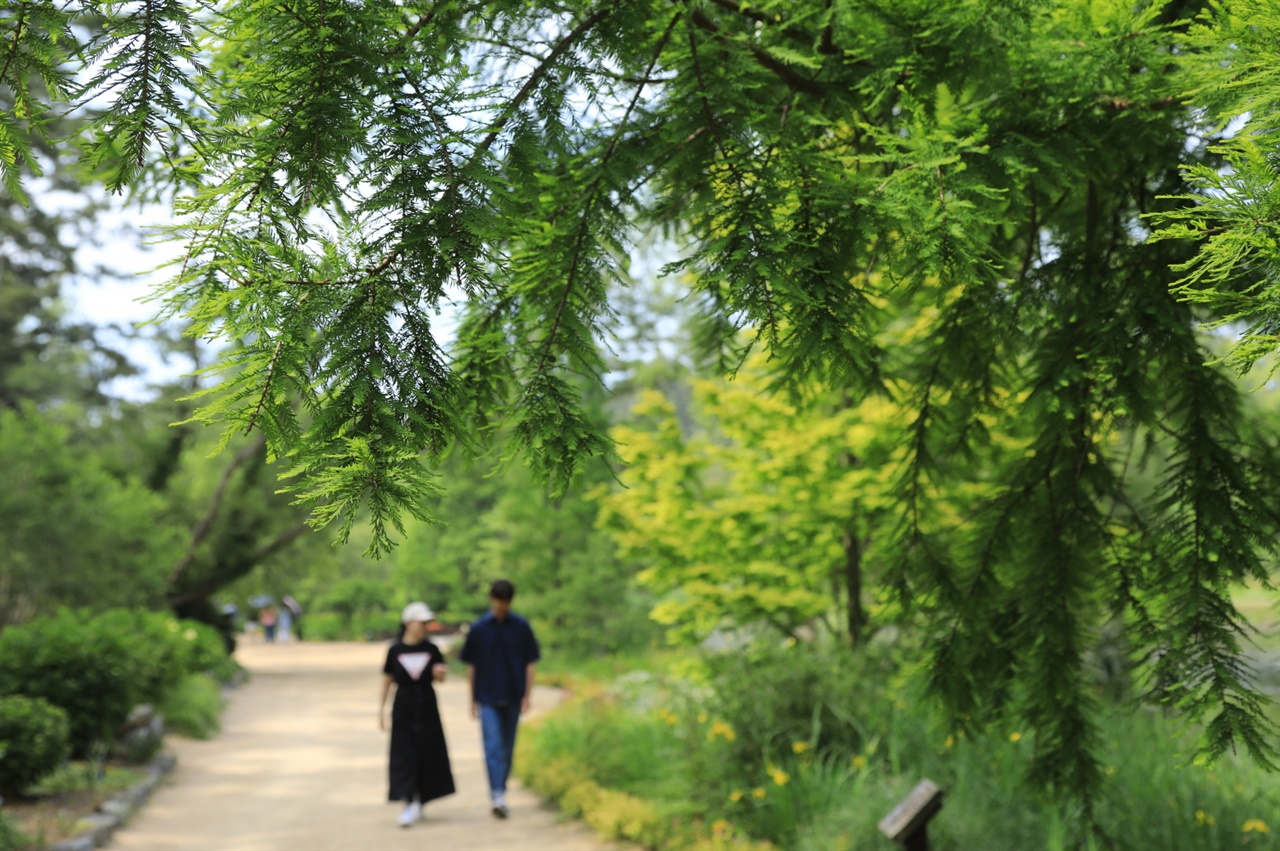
[0,6,27,85]
[684,4,824,95]
[527,13,680,385]
[474,7,617,161]
[706,0,776,26]
[684,12,781,342]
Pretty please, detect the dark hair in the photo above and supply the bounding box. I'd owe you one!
[489,579,515,601]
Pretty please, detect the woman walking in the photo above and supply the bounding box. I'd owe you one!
[379,602,456,827]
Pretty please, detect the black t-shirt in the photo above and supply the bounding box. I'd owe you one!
[383,640,445,690]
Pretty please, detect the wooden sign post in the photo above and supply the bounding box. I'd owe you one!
[878,778,944,851]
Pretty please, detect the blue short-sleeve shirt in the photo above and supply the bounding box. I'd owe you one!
[460,611,541,706]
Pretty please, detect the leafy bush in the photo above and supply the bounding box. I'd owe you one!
[0,609,139,755]
[88,609,188,705]
[706,639,896,773]
[174,619,238,683]
[300,610,399,641]
[298,611,346,641]
[0,695,71,796]
[0,608,235,756]
[158,674,224,740]
[319,577,391,622]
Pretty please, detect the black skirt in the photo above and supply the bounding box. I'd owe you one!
[388,684,456,803]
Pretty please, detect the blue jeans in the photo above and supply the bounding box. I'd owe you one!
[479,703,521,796]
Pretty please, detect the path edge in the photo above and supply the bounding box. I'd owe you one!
[46,752,177,851]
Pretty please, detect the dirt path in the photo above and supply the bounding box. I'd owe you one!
[108,641,614,851]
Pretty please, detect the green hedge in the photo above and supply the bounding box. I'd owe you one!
[0,608,235,756]
[0,695,71,795]
[0,610,140,755]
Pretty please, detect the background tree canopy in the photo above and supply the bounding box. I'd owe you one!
[4,0,1280,805]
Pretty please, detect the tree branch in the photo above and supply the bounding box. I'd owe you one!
[474,7,617,161]
[165,434,267,591]
[685,6,824,96]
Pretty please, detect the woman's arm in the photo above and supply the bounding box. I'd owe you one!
[378,674,394,731]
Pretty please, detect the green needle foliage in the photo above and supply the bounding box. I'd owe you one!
[4,0,1280,807]
[1149,0,1280,377]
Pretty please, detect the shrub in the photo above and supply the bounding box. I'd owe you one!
[158,674,224,740]
[0,610,139,755]
[0,695,71,796]
[173,619,238,683]
[705,639,896,774]
[87,609,188,705]
[297,611,345,641]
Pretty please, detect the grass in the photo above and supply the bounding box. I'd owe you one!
[3,761,147,849]
[158,673,224,739]
[520,658,1280,851]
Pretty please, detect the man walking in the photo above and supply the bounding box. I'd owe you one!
[459,579,541,819]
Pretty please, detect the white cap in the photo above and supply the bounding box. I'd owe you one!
[401,601,435,624]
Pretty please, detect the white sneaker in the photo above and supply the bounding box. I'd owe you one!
[398,801,422,827]
[491,793,508,819]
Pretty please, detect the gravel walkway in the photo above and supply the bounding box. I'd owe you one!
[108,641,614,851]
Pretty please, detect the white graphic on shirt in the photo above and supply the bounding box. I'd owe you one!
[398,652,430,681]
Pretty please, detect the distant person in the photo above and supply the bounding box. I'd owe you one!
[282,595,303,641]
[459,580,541,819]
[260,605,278,643]
[379,601,455,828]
[278,604,293,642]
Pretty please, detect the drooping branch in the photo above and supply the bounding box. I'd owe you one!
[527,13,681,385]
[473,7,618,161]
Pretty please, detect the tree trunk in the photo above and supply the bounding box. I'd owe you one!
[841,523,866,646]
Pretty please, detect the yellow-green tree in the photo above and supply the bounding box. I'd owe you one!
[602,333,1027,646]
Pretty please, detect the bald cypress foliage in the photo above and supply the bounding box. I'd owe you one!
[4,0,1278,806]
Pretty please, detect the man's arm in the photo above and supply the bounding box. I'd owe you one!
[467,663,478,719]
[521,663,536,714]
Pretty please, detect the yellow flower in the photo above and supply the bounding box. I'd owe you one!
[851,755,867,769]
[1195,810,1208,826]
[712,819,731,835]
[768,767,789,786]
[1105,765,1117,777]
[698,712,708,724]
[943,735,955,750]
[729,790,743,803]
[792,741,809,754]
[708,721,736,741]
[1243,820,1270,834]
[1009,732,1023,743]
[752,787,766,799]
